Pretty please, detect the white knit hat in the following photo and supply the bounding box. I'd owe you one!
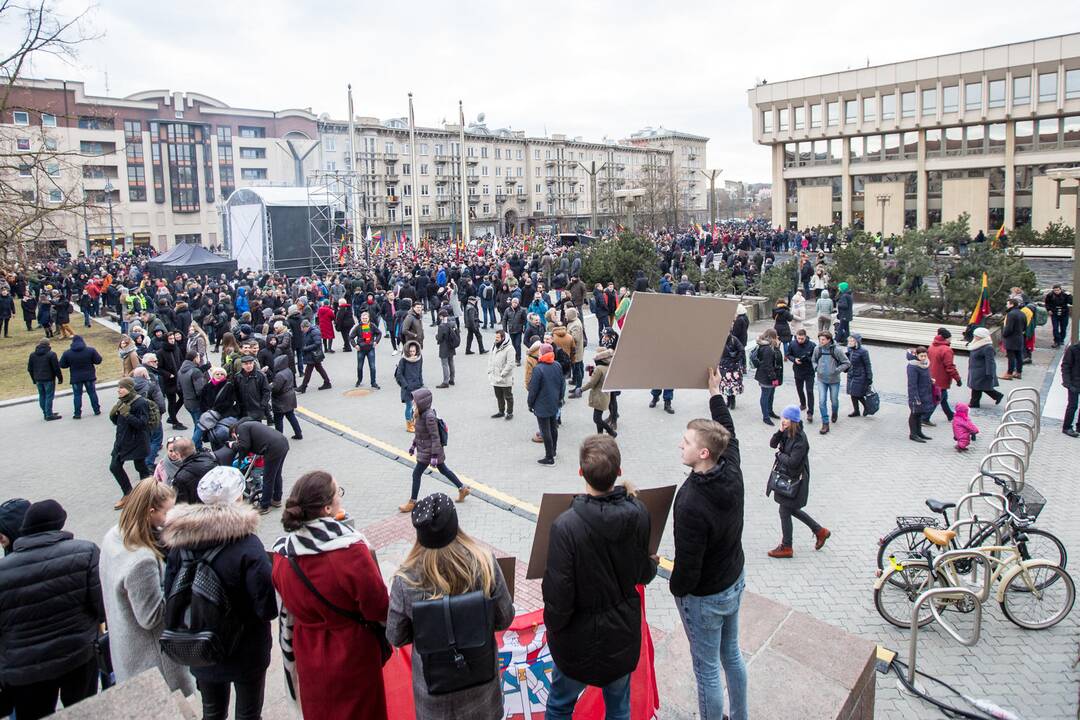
[197,466,246,505]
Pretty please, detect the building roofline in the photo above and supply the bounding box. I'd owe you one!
[745,31,1080,91]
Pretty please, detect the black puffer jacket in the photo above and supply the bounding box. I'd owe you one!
[753,341,783,385]
[669,394,744,598]
[0,530,105,687]
[270,355,297,414]
[59,336,102,384]
[172,449,219,504]
[110,395,150,461]
[233,368,272,421]
[26,342,62,384]
[542,486,656,686]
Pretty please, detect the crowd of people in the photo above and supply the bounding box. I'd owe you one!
[0,220,1076,720]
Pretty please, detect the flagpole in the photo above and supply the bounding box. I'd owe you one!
[459,100,470,255]
[347,84,365,265]
[408,93,421,253]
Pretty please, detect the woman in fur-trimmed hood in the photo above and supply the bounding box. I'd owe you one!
[162,466,278,717]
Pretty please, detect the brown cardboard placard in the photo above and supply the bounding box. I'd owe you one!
[496,556,516,601]
[525,485,677,580]
[603,293,739,390]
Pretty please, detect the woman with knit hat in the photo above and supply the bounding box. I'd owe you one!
[580,348,616,436]
[767,405,829,558]
[401,388,470,513]
[109,377,151,510]
[386,493,515,719]
[966,327,1003,407]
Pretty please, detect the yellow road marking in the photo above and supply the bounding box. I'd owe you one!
[295,405,676,572]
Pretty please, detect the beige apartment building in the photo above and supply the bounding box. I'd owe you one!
[5,79,319,255]
[317,118,709,239]
[747,33,1080,236]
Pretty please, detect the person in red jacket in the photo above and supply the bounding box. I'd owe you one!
[272,471,389,720]
[315,301,337,353]
[927,327,962,423]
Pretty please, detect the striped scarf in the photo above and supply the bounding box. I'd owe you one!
[272,518,370,702]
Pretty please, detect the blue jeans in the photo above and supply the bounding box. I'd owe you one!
[82,310,93,327]
[1051,314,1068,345]
[544,664,630,720]
[816,380,840,423]
[146,424,163,468]
[356,348,376,385]
[651,388,674,403]
[71,381,100,416]
[482,301,496,327]
[189,409,204,450]
[404,398,414,421]
[675,572,748,720]
[758,384,775,420]
[36,381,56,418]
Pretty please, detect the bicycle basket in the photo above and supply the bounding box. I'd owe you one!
[1008,485,1045,521]
[895,516,942,530]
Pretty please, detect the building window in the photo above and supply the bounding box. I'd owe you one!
[902,131,919,158]
[848,137,863,162]
[988,123,1006,152]
[238,126,266,138]
[41,113,56,127]
[46,162,60,176]
[1014,76,1031,106]
[922,88,937,116]
[881,94,896,121]
[1038,72,1057,103]
[48,189,62,203]
[964,125,985,154]
[44,137,57,151]
[901,92,915,118]
[829,138,842,162]
[241,168,267,180]
[925,128,942,157]
[128,165,146,201]
[883,133,900,159]
[1067,69,1080,100]
[778,108,789,132]
[421,204,430,216]
[239,147,266,160]
[827,101,839,126]
[1014,120,1034,151]
[18,163,31,177]
[12,110,29,126]
[1037,117,1060,149]
[864,135,881,161]
[965,82,982,111]
[862,97,876,121]
[16,138,30,151]
[78,116,114,130]
[810,104,821,128]
[944,127,962,155]
[324,136,335,152]
[420,184,429,196]
[762,109,773,133]
[988,79,1005,109]
[325,160,336,171]
[942,85,959,113]
[793,106,805,130]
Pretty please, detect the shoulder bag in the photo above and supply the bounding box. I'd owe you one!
[285,554,392,665]
[863,384,881,415]
[766,459,802,500]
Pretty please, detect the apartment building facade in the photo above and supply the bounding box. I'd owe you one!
[317,118,709,239]
[747,33,1080,236]
[5,79,318,254]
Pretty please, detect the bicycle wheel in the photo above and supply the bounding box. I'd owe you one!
[877,526,931,586]
[1000,564,1075,630]
[1006,528,1068,571]
[874,559,935,628]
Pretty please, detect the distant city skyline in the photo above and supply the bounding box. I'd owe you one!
[6,0,1078,183]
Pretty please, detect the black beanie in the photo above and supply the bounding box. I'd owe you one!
[937,327,952,339]
[20,499,67,536]
[0,498,31,548]
[411,493,459,549]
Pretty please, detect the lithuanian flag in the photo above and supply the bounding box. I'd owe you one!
[992,225,1005,249]
[968,272,991,325]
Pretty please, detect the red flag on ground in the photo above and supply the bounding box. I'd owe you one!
[383,586,658,720]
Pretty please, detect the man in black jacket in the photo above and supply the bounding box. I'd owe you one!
[502,297,528,365]
[463,296,486,355]
[542,435,656,719]
[1045,284,1072,348]
[170,437,219,504]
[670,367,747,720]
[233,355,272,422]
[1001,297,1027,380]
[26,340,63,421]
[1063,339,1080,437]
[59,335,103,419]
[230,420,289,515]
[0,500,105,719]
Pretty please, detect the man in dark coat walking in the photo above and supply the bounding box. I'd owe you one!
[109,378,151,508]
[528,343,565,465]
[229,420,289,515]
[59,335,103,419]
[233,355,272,422]
[1001,297,1027,380]
[463,297,486,355]
[0,500,105,720]
[542,435,656,718]
[27,339,63,421]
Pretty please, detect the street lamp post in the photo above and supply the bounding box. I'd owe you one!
[104,179,117,255]
[698,168,723,234]
[1047,169,1080,344]
[875,193,891,239]
[576,160,607,235]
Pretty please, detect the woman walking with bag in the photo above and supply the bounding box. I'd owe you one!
[386,493,515,720]
[845,334,873,417]
[271,471,389,720]
[767,406,830,558]
[400,388,470,514]
[906,346,934,443]
[966,327,1004,408]
[753,328,783,425]
[579,348,617,436]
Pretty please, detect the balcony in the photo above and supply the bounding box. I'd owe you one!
[466,175,479,184]
[465,156,478,165]
[468,195,479,204]
[568,177,579,185]
[435,176,449,185]
[545,177,556,185]
[435,196,450,204]
[545,158,558,167]
[516,195,527,203]
[504,177,517,185]
[384,172,400,182]
[615,163,626,171]
[386,195,400,205]
[688,152,698,160]
[567,192,579,201]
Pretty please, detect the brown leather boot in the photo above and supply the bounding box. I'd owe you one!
[398,499,416,513]
[814,527,831,550]
[457,486,472,502]
[768,544,793,558]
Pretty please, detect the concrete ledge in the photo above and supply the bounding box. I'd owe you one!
[652,591,876,719]
[1015,246,1073,259]
[720,294,770,321]
[849,316,1000,352]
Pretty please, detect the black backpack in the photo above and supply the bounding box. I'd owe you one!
[436,414,449,446]
[159,546,240,668]
[412,590,496,695]
[449,324,461,349]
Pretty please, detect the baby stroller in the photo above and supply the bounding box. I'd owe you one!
[234,453,265,506]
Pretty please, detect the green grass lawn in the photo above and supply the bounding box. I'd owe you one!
[0,318,122,401]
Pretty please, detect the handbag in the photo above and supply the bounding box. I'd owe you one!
[766,460,802,500]
[285,554,392,665]
[94,629,115,688]
[863,385,880,415]
[412,590,496,695]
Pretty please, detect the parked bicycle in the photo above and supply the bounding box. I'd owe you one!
[874,499,1074,631]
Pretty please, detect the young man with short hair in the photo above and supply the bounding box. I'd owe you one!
[542,435,657,719]
[670,367,748,720]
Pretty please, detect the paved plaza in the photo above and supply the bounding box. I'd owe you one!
[4,312,1078,719]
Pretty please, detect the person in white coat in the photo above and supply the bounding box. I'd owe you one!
[99,478,195,694]
[790,290,806,335]
[488,330,516,420]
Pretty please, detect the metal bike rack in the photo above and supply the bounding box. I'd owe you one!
[1006,386,1041,407]
[987,436,1031,470]
[1002,398,1041,435]
[995,421,1037,448]
[907,551,992,686]
[956,486,1008,524]
[978,452,1025,492]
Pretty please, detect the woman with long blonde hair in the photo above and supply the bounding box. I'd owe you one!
[186,319,209,359]
[386,493,514,719]
[99,478,194,693]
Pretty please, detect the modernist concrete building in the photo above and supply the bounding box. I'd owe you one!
[747,33,1080,235]
[316,119,708,239]
[5,79,318,254]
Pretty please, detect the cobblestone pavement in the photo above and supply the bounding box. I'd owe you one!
[4,314,1077,719]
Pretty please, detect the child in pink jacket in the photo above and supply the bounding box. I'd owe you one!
[952,402,980,451]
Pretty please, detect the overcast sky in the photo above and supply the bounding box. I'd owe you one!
[8,1,1080,183]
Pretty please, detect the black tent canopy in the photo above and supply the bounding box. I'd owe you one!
[146,243,238,279]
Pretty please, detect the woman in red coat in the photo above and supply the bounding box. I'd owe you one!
[272,471,389,720]
[315,301,337,353]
